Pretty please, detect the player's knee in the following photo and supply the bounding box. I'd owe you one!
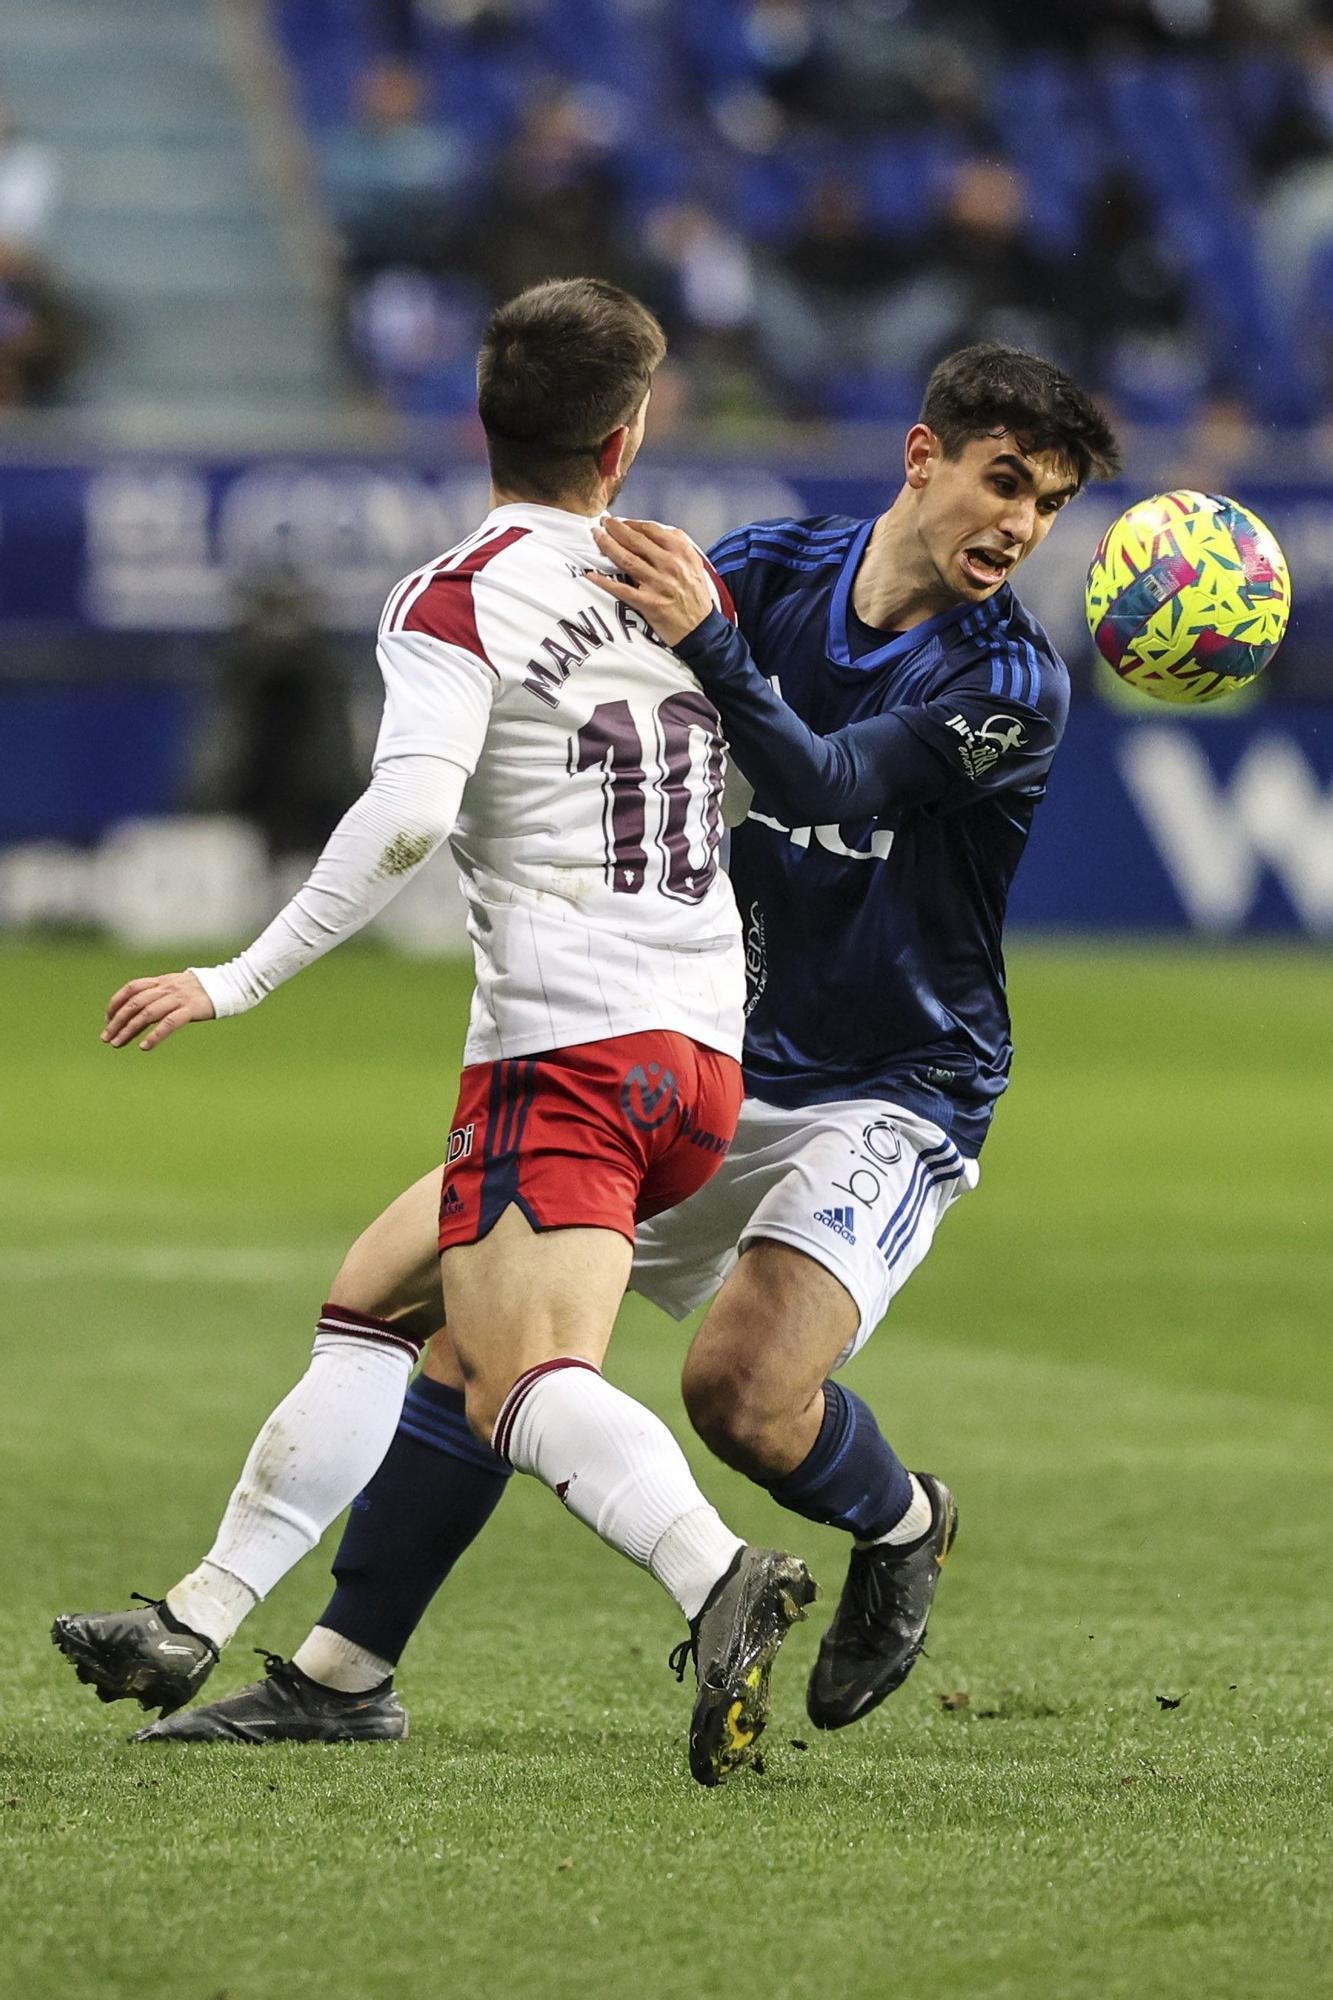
[680,1346,787,1471]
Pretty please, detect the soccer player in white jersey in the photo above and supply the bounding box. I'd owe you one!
[53,278,817,1787]
[71,346,1120,1754]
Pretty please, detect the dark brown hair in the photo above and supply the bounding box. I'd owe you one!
[921,343,1122,487]
[477,278,667,502]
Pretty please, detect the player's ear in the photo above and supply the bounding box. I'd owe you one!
[597,424,631,483]
[904,423,938,490]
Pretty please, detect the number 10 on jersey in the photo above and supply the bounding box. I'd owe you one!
[570,693,724,905]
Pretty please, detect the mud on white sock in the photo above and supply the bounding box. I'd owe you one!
[169,1312,417,1646]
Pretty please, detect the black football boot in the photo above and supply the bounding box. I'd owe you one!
[806,1473,957,1730]
[670,1546,819,1787]
[134,1653,408,1743]
[52,1596,218,1716]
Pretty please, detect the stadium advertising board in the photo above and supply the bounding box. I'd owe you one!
[0,458,1329,939]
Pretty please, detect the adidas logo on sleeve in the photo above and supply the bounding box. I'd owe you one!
[813,1206,856,1244]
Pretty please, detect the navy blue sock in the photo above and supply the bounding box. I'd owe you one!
[321,1375,511,1664]
[761,1382,912,1540]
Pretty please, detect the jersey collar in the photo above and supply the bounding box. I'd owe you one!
[484,500,601,550]
[827,517,997,672]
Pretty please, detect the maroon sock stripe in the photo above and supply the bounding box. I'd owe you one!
[492,1356,602,1464]
[316,1303,422,1362]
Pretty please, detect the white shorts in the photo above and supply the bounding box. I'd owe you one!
[630,1094,980,1368]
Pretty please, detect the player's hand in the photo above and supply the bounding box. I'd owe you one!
[102,970,215,1052]
[588,517,715,647]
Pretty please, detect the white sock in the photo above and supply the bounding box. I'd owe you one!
[495,1359,743,1621]
[166,1561,256,1651]
[293,1623,394,1694]
[859,1473,933,1550]
[168,1325,414,1648]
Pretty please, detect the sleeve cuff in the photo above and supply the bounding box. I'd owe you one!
[674,609,737,668]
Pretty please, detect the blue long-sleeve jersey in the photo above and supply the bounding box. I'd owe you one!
[682,513,1070,1156]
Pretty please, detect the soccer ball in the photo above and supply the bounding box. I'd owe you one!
[1085,490,1290,703]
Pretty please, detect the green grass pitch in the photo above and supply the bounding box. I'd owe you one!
[2,937,1329,2000]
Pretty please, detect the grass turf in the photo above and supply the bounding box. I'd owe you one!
[1,937,1330,2000]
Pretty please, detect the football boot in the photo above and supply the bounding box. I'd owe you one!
[51,1595,218,1716]
[670,1546,819,1787]
[806,1472,957,1731]
[134,1652,408,1743]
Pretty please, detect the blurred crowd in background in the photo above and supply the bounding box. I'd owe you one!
[9,0,1333,440]
[0,0,1328,941]
[290,0,1333,443]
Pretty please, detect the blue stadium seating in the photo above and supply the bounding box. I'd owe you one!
[269,2,1329,426]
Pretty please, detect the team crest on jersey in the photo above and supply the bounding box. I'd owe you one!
[944,712,1027,780]
[620,1061,680,1131]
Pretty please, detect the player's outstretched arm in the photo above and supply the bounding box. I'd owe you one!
[101,756,467,1053]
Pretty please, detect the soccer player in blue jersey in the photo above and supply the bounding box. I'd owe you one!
[81,343,1120,1744]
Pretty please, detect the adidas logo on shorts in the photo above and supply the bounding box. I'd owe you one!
[440,1181,466,1219]
[813,1205,856,1244]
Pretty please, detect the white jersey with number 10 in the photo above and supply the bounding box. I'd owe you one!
[375,501,745,1067]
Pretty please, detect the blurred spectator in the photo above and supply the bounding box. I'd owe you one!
[1068,171,1194,379]
[643,200,756,345]
[1164,391,1260,489]
[1252,25,1333,305]
[446,85,646,302]
[0,241,75,408]
[719,0,990,143]
[863,158,1078,382]
[753,172,913,402]
[420,0,537,32]
[321,58,465,281]
[988,0,1227,52]
[192,568,360,861]
[641,201,774,430]
[0,99,58,249]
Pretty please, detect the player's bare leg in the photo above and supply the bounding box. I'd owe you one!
[680,1241,957,1730]
[52,1172,449,1730]
[443,1204,817,1786]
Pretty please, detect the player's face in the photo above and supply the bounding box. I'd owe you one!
[911,427,1079,602]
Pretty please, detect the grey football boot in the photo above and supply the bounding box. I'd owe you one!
[806,1472,958,1730]
[52,1595,218,1716]
[134,1652,408,1743]
[670,1546,819,1786]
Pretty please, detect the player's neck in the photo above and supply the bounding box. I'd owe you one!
[489,483,606,519]
[852,501,959,635]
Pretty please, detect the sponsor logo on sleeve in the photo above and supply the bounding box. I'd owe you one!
[945,713,1027,780]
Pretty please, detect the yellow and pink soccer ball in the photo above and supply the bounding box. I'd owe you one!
[1085,489,1290,703]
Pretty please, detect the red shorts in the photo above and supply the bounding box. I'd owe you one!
[436,1030,743,1252]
